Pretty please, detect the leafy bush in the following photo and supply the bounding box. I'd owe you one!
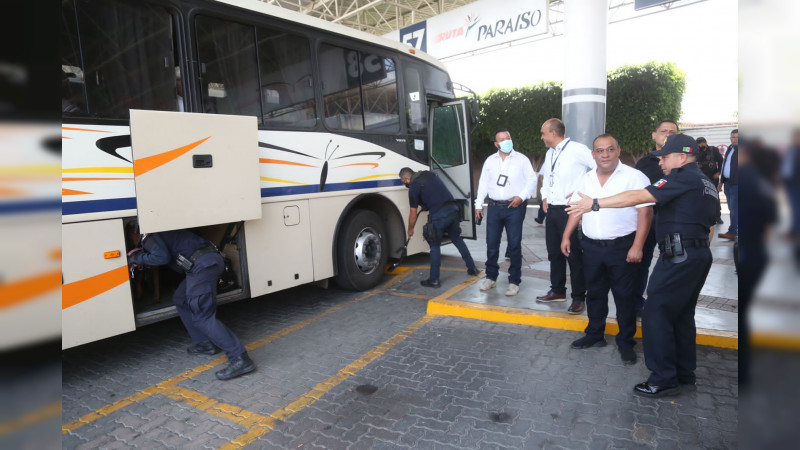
[470,61,686,160]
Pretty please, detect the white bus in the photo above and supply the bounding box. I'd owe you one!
[61,0,478,348]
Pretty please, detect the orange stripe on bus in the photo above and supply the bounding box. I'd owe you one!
[62,265,130,310]
[0,270,62,310]
[134,137,210,176]
[0,186,25,196]
[259,158,318,168]
[62,177,131,181]
[335,163,379,169]
[62,127,111,133]
[62,188,92,195]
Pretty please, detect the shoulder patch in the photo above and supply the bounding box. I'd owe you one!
[653,179,667,188]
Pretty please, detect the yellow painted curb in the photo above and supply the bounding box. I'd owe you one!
[427,298,738,350]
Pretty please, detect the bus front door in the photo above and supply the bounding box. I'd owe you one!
[429,99,476,239]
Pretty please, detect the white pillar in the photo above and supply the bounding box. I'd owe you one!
[562,0,607,148]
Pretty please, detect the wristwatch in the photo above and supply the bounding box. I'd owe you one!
[592,198,600,211]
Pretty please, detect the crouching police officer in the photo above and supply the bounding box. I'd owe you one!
[127,226,256,380]
[399,167,480,287]
[567,134,719,398]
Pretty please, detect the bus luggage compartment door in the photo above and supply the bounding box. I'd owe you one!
[62,219,136,349]
[244,201,313,297]
[129,110,262,233]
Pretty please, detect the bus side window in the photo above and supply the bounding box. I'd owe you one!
[73,0,176,119]
[256,27,316,128]
[319,44,364,131]
[403,66,426,135]
[362,56,399,132]
[195,16,261,121]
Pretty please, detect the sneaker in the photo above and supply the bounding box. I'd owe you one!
[479,279,496,291]
[505,284,520,296]
[215,353,256,380]
[187,340,221,355]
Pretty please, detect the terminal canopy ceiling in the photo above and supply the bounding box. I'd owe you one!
[258,0,482,36]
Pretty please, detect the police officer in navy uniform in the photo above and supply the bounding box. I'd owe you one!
[127,227,256,380]
[567,134,719,398]
[400,167,480,287]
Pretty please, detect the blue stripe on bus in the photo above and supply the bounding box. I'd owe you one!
[62,197,137,215]
[260,179,401,197]
[61,179,402,215]
[0,199,62,215]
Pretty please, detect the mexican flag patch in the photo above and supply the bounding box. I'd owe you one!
[653,179,667,188]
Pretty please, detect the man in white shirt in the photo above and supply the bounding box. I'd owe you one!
[474,128,537,296]
[536,118,596,314]
[560,134,653,365]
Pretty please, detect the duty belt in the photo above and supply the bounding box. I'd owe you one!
[582,232,635,247]
[658,238,709,252]
[190,244,219,262]
[488,199,527,206]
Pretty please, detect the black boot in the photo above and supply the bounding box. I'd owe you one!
[215,353,256,380]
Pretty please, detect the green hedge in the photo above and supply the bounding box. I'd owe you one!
[471,61,686,159]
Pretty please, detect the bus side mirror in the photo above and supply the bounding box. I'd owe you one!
[469,98,480,125]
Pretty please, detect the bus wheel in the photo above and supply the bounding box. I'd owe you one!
[335,209,387,291]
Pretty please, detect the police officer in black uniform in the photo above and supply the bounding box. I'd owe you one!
[399,167,480,287]
[127,227,256,380]
[568,134,720,398]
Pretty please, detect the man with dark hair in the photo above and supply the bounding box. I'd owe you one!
[474,128,537,296]
[561,134,653,365]
[400,167,479,287]
[536,118,595,314]
[568,133,720,398]
[718,129,738,240]
[632,120,679,314]
[696,137,724,225]
[127,227,256,381]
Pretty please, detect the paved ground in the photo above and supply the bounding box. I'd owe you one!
[61,205,739,449]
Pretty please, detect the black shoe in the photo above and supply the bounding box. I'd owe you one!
[215,353,256,380]
[187,340,221,356]
[467,268,481,276]
[570,335,607,349]
[420,279,441,288]
[716,217,724,225]
[534,218,544,224]
[633,381,679,398]
[619,346,637,365]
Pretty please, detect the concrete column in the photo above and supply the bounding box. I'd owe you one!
[562,0,607,148]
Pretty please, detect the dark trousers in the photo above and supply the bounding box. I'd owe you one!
[428,204,476,281]
[173,252,246,360]
[724,183,738,235]
[635,217,657,311]
[582,237,640,348]
[485,202,526,285]
[545,205,586,301]
[643,247,712,386]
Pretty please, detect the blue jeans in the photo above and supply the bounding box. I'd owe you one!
[427,204,476,281]
[724,183,738,235]
[485,202,526,285]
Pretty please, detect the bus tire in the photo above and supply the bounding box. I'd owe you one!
[335,209,387,291]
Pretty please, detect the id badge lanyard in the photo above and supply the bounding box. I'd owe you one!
[549,139,570,187]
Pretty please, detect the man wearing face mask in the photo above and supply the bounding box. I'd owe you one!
[474,128,537,296]
[400,167,480,287]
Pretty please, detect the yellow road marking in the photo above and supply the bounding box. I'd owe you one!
[387,292,431,300]
[427,298,739,349]
[0,401,61,435]
[161,386,272,429]
[220,315,435,449]
[62,267,418,435]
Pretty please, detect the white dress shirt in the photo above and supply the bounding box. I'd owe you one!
[474,150,537,209]
[571,163,653,240]
[539,138,596,205]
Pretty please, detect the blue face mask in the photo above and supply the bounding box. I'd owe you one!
[499,140,513,153]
